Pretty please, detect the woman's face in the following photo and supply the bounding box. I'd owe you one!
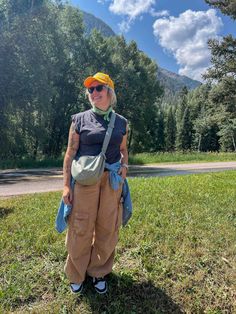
[88,81,110,110]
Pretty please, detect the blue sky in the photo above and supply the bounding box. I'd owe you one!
[70,0,235,82]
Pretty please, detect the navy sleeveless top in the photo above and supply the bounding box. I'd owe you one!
[72,109,127,164]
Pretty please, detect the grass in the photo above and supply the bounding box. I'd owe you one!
[129,152,236,165]
[0,171,236,313]
[0,152,235,170]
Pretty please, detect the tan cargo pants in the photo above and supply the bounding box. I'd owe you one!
[64,171,123,284]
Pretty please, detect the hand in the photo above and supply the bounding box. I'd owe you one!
[63,186,73,205]
[118,166,127,180]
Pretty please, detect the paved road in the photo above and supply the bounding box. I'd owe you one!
[0,161,236,198]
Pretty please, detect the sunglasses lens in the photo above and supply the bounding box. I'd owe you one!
[88,87,94,94]
[88,85,104,94]
[96,85,104,92]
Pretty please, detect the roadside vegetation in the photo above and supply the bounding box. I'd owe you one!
[0,152,235,170]
[1,171,235,313]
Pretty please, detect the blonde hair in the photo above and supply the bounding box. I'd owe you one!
[107,86,117,108]
[85,85,117,108]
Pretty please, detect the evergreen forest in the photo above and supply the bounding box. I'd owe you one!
[0,0,235,161]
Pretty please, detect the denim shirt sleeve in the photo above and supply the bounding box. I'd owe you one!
[55,200,72,233]
[122,179,132,226]
[55,179,75,233]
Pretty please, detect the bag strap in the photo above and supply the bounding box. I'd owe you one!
[101,111,116,155]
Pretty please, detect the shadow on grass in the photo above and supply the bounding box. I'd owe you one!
[0,207,14,218]
[80,273,183,314]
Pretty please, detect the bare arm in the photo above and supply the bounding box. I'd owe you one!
[63,122,80,204]
[119,125,129,179]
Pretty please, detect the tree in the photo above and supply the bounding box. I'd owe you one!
[0,0,50,158]
[208,76,236,114]
[175,87,189,150]
[187,84,219,151]
[165,106,176,151]
[154,107,165,151]
[44,4,86,157]
[193,112,219,152]
[205,0,236,20]
[202,35,236,151]
[0,1,164,159]
[203,35,236,82]
[202,0,236,151]
[178,106,193,150]
[0,1,86,158]
[218,118,236,151]
[104,36,163,152]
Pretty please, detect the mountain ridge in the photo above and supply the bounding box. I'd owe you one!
[82,11,115,37]
[157,67,201,95]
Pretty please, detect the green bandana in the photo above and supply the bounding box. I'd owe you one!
[92,105,113,121]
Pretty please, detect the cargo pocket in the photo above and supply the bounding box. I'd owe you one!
[116,198,123,231]
[73,212,89,236]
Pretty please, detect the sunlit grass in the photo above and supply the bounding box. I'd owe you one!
[129,152,236,165]
[0,171,235,313]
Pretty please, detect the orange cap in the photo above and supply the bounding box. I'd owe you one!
[84,72,114,90]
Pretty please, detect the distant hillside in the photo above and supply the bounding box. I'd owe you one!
[157,68,201,96]
[81,11,115,37]
[81,10,201,95]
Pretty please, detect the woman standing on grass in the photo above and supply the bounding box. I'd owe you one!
[62,72,129,294]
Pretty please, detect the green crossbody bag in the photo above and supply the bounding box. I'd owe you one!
[71,112,116,185]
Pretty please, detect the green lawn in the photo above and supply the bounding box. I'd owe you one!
[0,171,236,313]
[0,152,235,169]
[129,152,236,165]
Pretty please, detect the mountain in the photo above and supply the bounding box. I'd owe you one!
[81,11,115,37]
[81,10,201,95]
[157,67,201,96]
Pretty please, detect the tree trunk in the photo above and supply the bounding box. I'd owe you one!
[197,134,202,152]
[232,134,236,151]
[33,138,38,160]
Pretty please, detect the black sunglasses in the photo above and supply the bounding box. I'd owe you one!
[88,85,106,94]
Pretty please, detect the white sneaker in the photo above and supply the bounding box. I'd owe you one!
[92,277,108,294]
[70,282,83,294]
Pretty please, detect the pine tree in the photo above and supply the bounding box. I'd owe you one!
[155,108,165,151]
[165,107,176,151]
[176,87,188,150]
[202,0,236,151]
[205,0,236,20]
[178,106,193,150]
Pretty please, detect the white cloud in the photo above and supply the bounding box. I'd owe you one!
[109,0,155,19]
[118,19,132,32]
[97,0,109,4]
[109,0,155,32]
[153,9,223,81]
[150,9,169,17]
